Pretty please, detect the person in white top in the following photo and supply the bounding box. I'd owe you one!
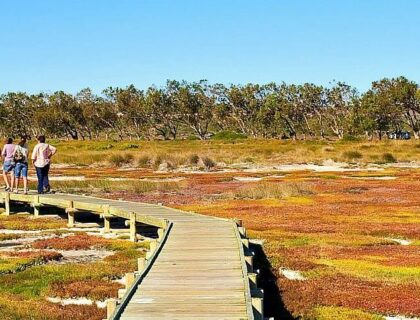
[12,136,29,194]
[31,135,57,194]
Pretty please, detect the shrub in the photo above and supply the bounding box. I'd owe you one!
[382,152,397,163]
[212,131,247,140]
[202,157,216,170]
[189,154,200,165]
[342,151,363,162]
[108,153,134,166]
[121,143,139,150]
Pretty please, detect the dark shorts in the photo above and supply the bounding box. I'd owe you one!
[2,161,15,173]
[14,162,28,178]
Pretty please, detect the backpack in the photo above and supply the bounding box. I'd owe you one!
[14,146,25,163]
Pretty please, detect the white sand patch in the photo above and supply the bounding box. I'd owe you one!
[52,249,114,264]
[0,229,44,234]
[140,177,186,182]
[386,238,412,246]
[47,297,107,308]
[279,268,306,281]
[265,175,286,179]
[105,177,136,181]
[385,316,420,320]
[233,176,263,182]
[390,162,420,169]
[113,276,126,285]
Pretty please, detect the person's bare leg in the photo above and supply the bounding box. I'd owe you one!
[14,177,19,193]
[23,177,28,194]
[3,171,10,189]
[10,174,15,192]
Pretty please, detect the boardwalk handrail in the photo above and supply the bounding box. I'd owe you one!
[109,221,173,319]
[1,191,262,319]
[233,221,255,320]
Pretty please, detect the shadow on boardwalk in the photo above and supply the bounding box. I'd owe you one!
[251,243,296,320]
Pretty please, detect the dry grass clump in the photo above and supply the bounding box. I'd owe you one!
[0,251,62,274]
[108,153,134,166]
[48,279,122,301]
[235,182,313,200]
[381,152,397,163]
[0,215,67,231]
[32,233,147,251]
[202,156,216,170]
[342,150,363,162]
[53,179,184,194]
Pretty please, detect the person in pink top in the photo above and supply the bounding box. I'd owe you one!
[31,135,57,194]
[2,138,16,191]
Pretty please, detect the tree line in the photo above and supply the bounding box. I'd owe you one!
[1,76,419,140]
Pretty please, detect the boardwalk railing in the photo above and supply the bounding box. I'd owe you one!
[1,191,263,320]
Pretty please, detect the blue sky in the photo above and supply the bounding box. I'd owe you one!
[1,0,419,94]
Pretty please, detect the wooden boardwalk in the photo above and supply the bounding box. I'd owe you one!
[1,192,263,320]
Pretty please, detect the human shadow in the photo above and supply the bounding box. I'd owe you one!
[250,243,296,320]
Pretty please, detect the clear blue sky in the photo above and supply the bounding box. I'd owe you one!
[1,0,419,94]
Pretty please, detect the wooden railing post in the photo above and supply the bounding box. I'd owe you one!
[4,192,10,216]
[129,212,136,242]
[103,205,111,233]
[66,201,75,228]
[33,195,40,217]
[146,239,157,260]
[137,257,146,273]
[157,228,164,242]
[106,298,117,320]
[125,272,135,289]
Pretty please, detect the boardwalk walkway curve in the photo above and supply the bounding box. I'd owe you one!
[1,192,264,320]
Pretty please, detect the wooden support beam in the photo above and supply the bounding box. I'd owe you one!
[125,272,135,289]
[241,238,250,250]
[233,218,243,227]
[106,298,117,320]
[248,272,258,291]
[129,212,136,242]
[252,296,264,320]
[238,226,247,238]
[245,255,253,272]
[4,192,10,216]
[66,202,76,228]
[137,257,146,273]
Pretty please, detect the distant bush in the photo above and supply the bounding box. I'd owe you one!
[95,144,114,150]
[109,153,134,166]
[202,157,216,170]
[121,143,139,150]
[342,135,362,142]
[212,131,247,140]
[342,151,363,162]
[382,153,397,163]
[189,154,200,165]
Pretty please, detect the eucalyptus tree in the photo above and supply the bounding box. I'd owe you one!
[324,82,358,139]
[145,86,180,140]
